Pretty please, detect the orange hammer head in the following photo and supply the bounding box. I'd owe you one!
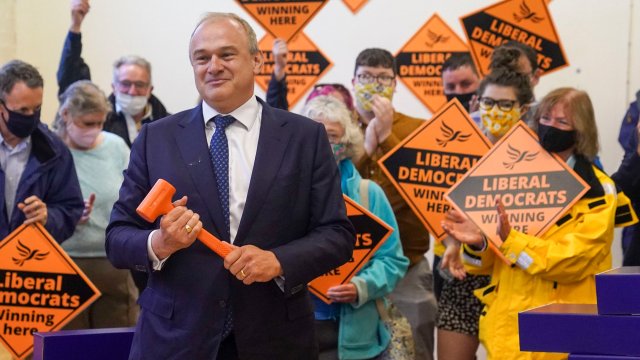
[136,179,176,223]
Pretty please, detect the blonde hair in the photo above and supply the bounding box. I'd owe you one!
[54,80,111,138]
[302,96,364,159]
[534,87,599,161]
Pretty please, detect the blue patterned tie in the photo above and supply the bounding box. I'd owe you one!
[209,114,235,339]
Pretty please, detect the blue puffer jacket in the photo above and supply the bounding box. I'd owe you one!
[0,123,84,242]
[335,159,409,360]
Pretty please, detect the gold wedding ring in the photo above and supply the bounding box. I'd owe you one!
[185,224,193,233]
[240,269,247,278]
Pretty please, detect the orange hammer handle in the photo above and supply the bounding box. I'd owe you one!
[197,229,233,258]
[136,179,232,258]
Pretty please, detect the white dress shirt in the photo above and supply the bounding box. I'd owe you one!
[203,96,262,243]
[148,96,262,269]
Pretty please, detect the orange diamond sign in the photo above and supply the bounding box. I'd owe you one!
[396,14,471,113]
[0,224,100,360]
[256,32,332,109]
[446,122,589,251]
[309,195,393,304]
[236,0,328,42]
[342,0,369,14]
[378,99,491,241]
[460,0,568,76]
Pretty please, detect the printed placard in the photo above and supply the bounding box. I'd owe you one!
[342,0,369,14]
[446,122,589,252]
[378,99,491,241]
[396,14,471,113]
[237,0,328,42]
[0,224,100,360]
[460,0,568,76]
[255,32,333,109]
[309,195,393,304]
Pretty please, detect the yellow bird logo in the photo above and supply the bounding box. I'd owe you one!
[425,30,450,48]
[12,240,49,267]
[436,122,471,148]
[503,144,538,170]
[513,0,544,23]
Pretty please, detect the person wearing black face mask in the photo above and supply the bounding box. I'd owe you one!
[442,53,481,114]
[0,103,41,138]
[537,122,576,153]
[534,88,598,163]
[441,87,637,359]
[0,60,84,243]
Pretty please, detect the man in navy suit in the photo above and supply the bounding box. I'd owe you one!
[106,12,354,360]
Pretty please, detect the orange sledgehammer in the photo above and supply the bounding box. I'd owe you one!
[136,178,233,258]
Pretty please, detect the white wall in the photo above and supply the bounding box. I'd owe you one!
[7,0,639,263]
[0,0,16,64]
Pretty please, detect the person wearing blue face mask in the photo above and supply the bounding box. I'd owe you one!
[0,60,84,243]
[303,95,409,360]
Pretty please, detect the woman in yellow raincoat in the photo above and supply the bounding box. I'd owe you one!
[442,87,637,360]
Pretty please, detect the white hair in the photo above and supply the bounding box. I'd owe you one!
[302,95,364,159]
[112,55,152,84]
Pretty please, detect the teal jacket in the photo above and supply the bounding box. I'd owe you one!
[336,159,409,359]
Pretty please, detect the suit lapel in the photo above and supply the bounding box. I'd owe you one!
[175,106,226,239]
[235,101,292,243]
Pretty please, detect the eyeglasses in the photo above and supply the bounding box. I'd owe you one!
[479,97,518,112]
[116,80,150,92]
[356,73,395,86]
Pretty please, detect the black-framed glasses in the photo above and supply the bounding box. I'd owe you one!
[356,73,395,86]
[479,97,518,112]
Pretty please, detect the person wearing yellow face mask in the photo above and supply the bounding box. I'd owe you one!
[437,68,533,360]
[353,80,394,113]
[351,48,437,360]
[476,68,534,143]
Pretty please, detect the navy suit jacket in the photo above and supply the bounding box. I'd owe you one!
[106,98,354,359]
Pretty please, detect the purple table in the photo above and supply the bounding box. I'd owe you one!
[596,266,640,315]
[33,327,134,360]
[519,304,640,357]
